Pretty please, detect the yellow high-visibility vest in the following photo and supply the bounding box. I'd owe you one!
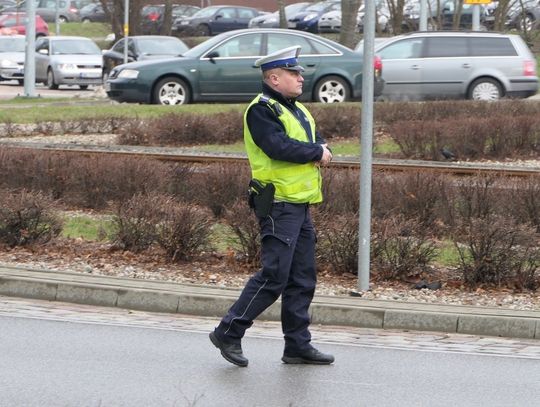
[244,94,322,204]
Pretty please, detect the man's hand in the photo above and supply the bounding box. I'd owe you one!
[320,144,333,166]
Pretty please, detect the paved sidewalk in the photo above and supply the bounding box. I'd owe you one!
[0,264,539,340]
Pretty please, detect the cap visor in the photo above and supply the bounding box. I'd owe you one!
[282,65,305,72]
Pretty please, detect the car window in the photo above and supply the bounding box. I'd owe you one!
[127,39,136,55]
[237,8,256,19]
[310,39,340,55]
[112,39,124,53]
[35,38,48,51]
[191,6,218,18]
[137,38,189,55]
[378,38,423,59]
[470,37,517,57]
[209,33,262,57]
[51,39,100,55]
[267,33,318,55]
[218,7,236,19]
[425,37,467,57]
[0,36,24,51]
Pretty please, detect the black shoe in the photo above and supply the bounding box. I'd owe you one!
[209,331,248,367]
[282,347,334,365]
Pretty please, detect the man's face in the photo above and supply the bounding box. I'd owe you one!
[271,69,304,98]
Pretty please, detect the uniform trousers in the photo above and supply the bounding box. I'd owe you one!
[214,201,317,353]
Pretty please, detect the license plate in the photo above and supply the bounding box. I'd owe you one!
[80,72,101,79]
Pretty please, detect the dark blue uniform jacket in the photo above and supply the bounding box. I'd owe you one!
[245,82,326,164]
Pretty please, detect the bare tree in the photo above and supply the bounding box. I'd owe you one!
[385,0,406,34]
[339,0,362,49]
[101,0,145,39]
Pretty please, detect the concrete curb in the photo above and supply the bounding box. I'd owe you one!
[1,264,539,340]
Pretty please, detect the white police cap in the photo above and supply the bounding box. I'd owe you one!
[254,45,305,72]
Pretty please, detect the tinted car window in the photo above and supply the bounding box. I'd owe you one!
[470,37,517,57]
[425,37,467,57]
[267,33,317,54]
[378,39,423,59]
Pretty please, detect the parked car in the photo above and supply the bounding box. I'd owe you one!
[3,0,89,22]
[355,31,538,101]
[0,34,24,84]
[317,4,342,33]
[0,12,49,37]
[35,36,103,89]
[172,5,263,36]
[102,35,189,80]
[140,4,200,34]
[402,0,490,31]
[0,0,16,13]
[248,2,309,28]
[505,0,540,31]
[80,2,107,23]
[287,0,340,33]
[357,1,392,33]
[106,28,384,105]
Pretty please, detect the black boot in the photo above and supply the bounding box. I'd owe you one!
[209,332,248,367]
[282,347,334,365]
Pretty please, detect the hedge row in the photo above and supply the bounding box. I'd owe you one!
[0,147,538,289]
[2,100,539,160]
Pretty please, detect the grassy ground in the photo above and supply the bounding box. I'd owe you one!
[55,22,112,39]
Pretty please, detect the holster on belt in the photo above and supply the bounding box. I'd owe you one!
[248,179,275,217]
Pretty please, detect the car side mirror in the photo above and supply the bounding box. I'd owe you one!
[38,48,48,55]
[206,51,219,63]
[215,14,222,20]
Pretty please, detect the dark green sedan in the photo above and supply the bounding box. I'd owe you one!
[106,28,384,105]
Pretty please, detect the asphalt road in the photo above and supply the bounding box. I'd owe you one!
[1,297,539,407]
[0,80,105,100]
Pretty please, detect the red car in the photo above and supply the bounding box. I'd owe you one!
[0,12,49,37]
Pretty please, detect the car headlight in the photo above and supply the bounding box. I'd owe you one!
[57,63,77,70]
[0,59,18,68]
[303,13,317,21]
[117,69,139,79]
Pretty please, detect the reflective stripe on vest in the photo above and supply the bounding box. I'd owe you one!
[244,94,322,204]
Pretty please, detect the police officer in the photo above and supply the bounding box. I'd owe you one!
[209,46,334,367]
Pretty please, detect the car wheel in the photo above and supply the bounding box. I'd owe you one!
[196,24,210,36]
[80,85,89,90]
[82,17,90,23]
[468,78,502,101]
[17,79,23,86]
[58,15,68,23]
[46,69,58,90]
[153,77,191,105]
[313,75,350,103]
[521,15,535,31]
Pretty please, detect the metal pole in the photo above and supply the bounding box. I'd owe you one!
[358,0,375,292]
[419,0,428,31]
[55,0,60,35]
[123,0,129,64]
[472,4,480,31]
[24,0,36,97]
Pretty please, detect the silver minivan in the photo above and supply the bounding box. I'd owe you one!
[356,32,539,101]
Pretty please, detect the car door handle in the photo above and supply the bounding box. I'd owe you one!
[462,63,471,69]
[410,65,420,70]
[306,63,316,67]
